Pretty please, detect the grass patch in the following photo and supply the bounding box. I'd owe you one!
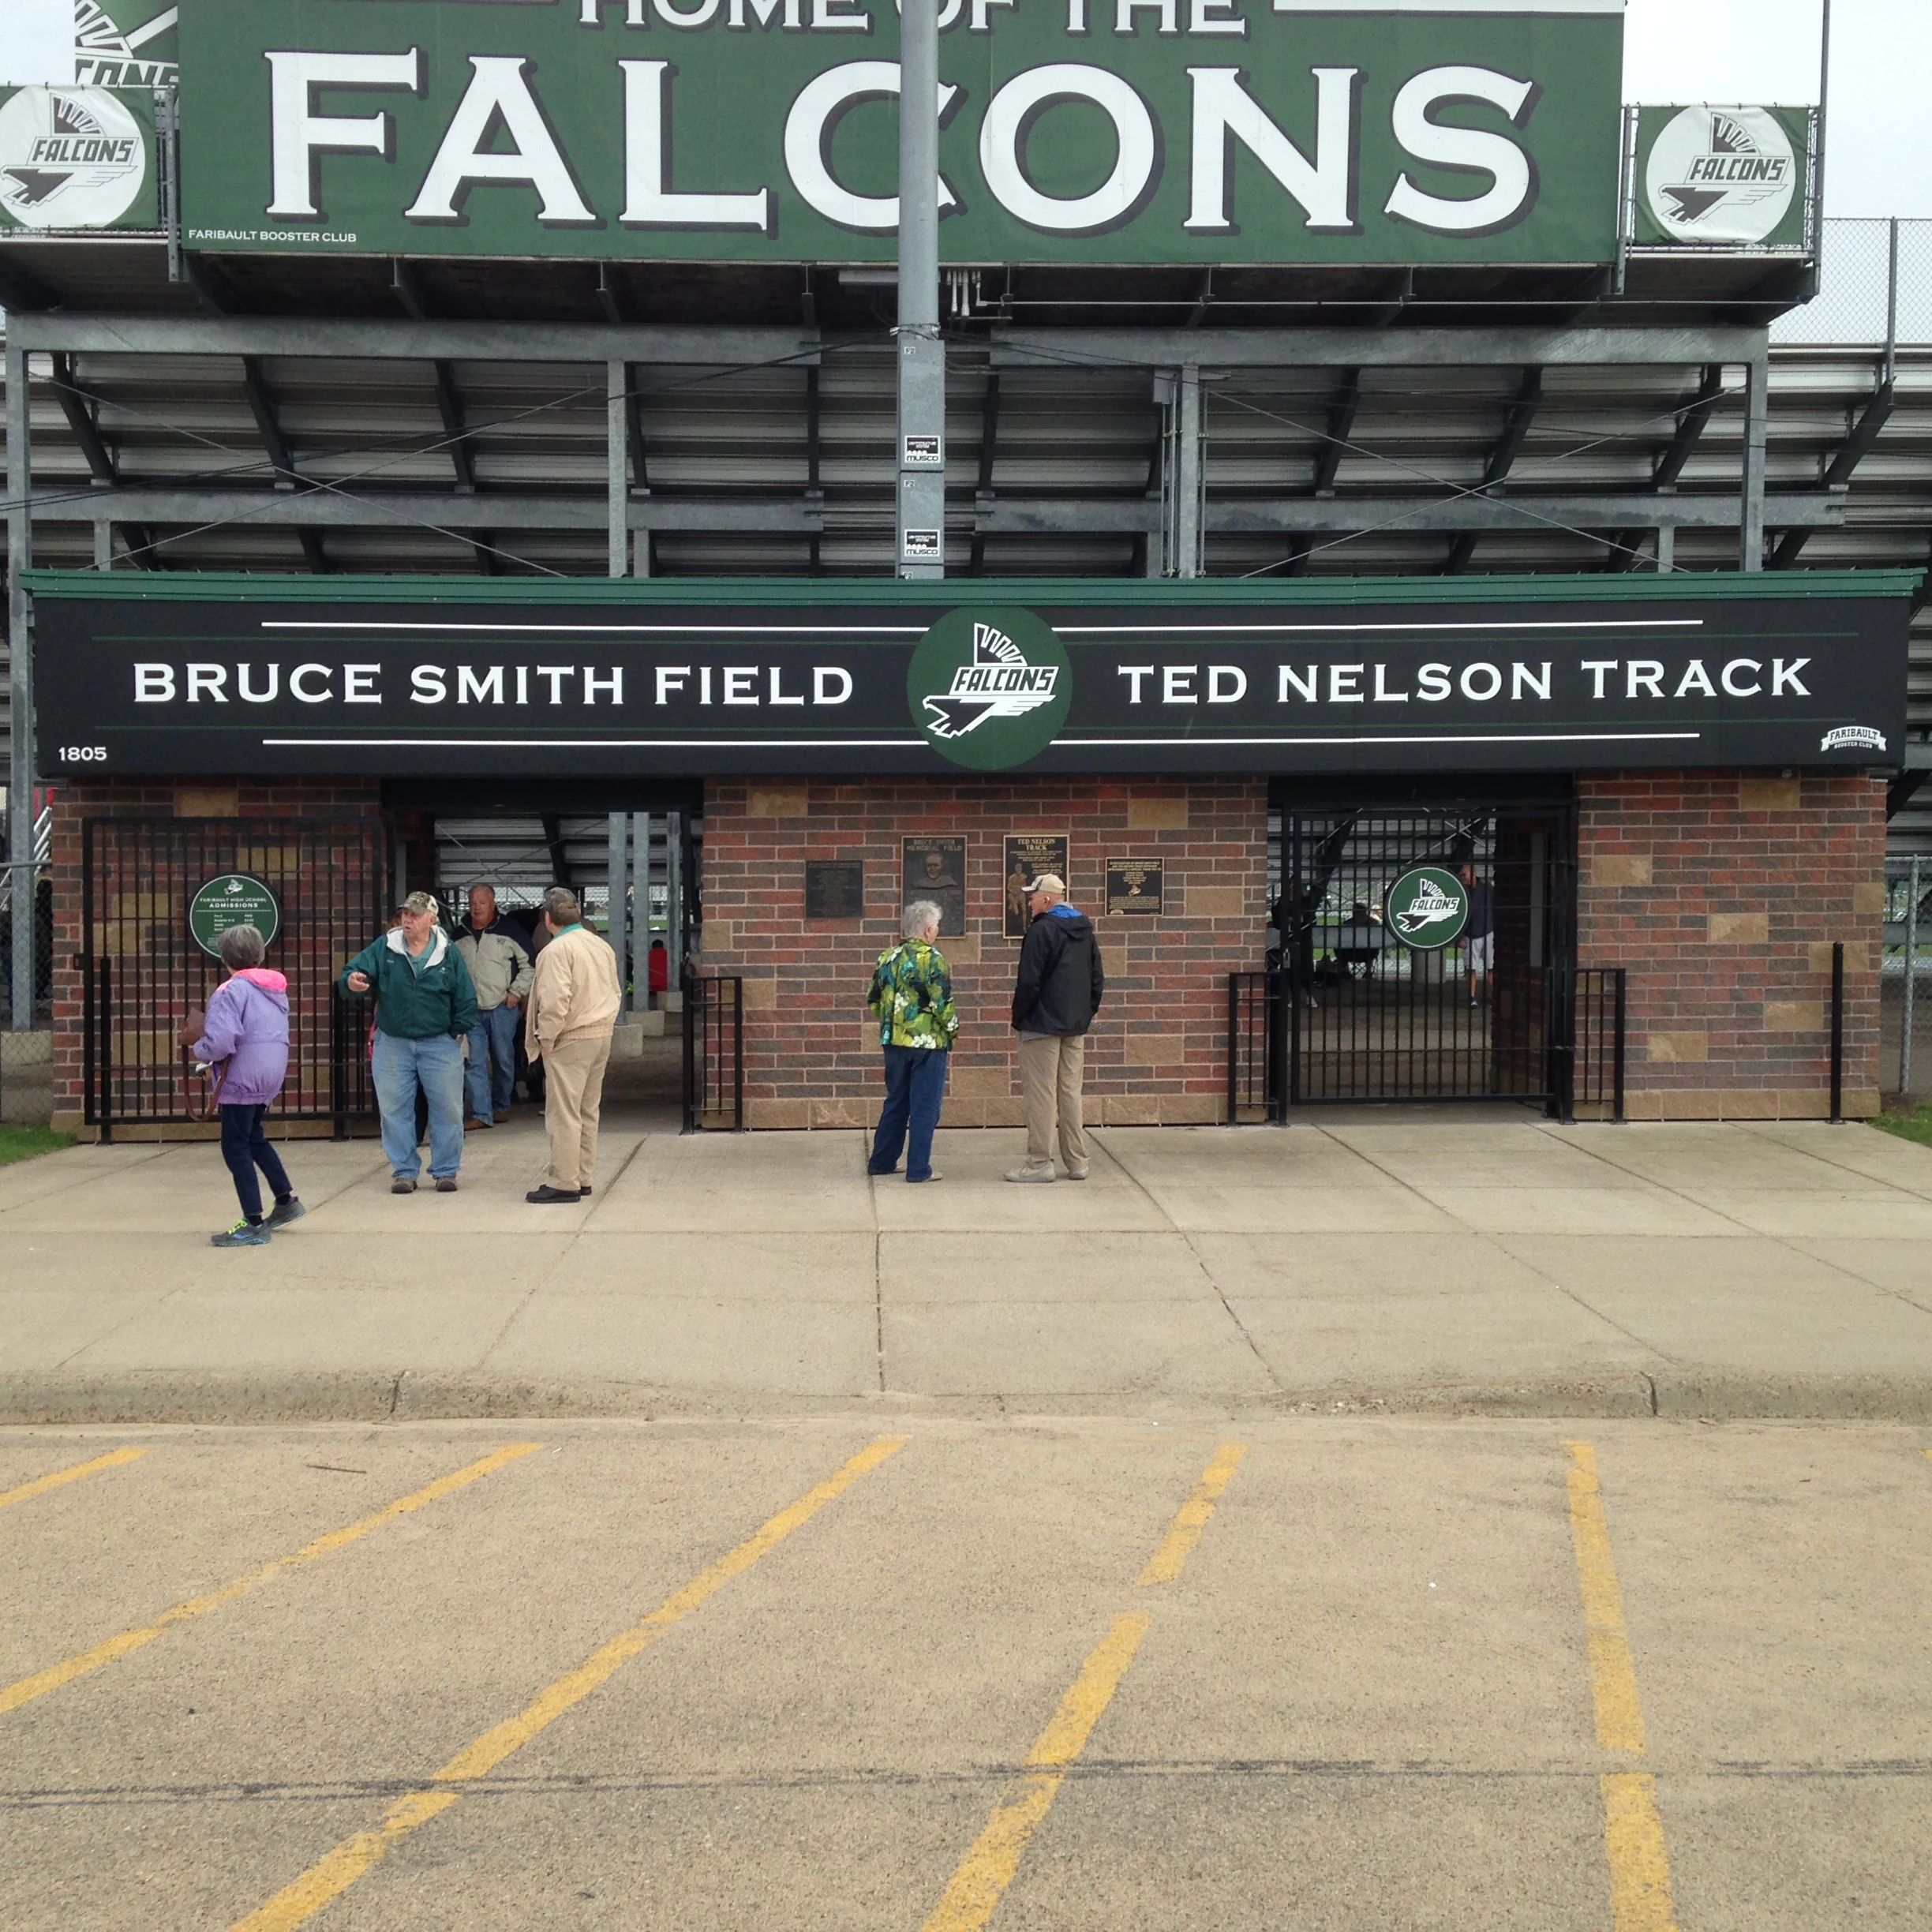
[1870,1103,1932,1150]
[0,1124,74,1166]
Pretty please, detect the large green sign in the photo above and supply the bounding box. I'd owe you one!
[178,0,1622,264]
[0,84,159,232]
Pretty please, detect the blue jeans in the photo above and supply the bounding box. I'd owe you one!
[219,1103,293,1222]
[373,1032,465,1181]
[868,1045,948,1183]
[466,1003,520,1120]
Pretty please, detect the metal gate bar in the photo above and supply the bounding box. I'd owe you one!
[82,818,386,1129]
[1283,806,1576,1106]
[682,975,744,1132]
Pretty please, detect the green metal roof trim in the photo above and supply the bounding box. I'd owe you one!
[21,569,1924,606]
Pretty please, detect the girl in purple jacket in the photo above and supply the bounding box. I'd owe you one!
[193,924,305,1248]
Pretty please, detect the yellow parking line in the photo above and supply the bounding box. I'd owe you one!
[0,1446,146,1514]
[1564,1440,1682,1932]
[922,1443,1246,1932]
[0,1443,541,1719]
[230,1432,910,1932]
[1137,1442,1245,1586]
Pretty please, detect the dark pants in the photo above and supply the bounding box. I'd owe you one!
[219,1103,293,1221]
[867,1045,948,1183]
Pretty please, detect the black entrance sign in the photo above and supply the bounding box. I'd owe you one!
[30,572,1912,779]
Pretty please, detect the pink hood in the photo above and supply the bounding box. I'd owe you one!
[232,967,287,994]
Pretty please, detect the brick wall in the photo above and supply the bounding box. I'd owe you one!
[48,780,384,1132]
[1578,771,1888,1119]
[696,777,1268,1129]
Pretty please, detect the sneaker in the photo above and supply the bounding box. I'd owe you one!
[1063,1167,1090,1181]
[391,1176,417,1194]
[212,1219,270,1248]
[1005,1163,1056,1184]
[435,1177,459,1193]
[907,1171,942,1184]
[264,1197,306,1230]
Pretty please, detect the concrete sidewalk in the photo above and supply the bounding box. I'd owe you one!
[5,1110,1932,1423]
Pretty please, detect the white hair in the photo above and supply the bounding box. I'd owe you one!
[903,900,942,939]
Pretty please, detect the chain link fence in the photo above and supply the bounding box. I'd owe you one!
[1772,216,1932,346]
[1,861,55,1125]
[1881,859,1932,1102]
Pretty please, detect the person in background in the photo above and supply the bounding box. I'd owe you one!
[339,891,477,1195]
[193,923,304,1248]
[865,899,958,1185]
[1006,872,1105,1185]
[1458,859,1494,1008]
[522,886,623,1204]
[455,882,534,1129]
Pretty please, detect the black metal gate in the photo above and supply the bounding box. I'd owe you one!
[1281,805,1576,1105]
[681,975,744,1132]
[82,817,388,1133]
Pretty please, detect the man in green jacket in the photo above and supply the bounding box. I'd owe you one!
[865,899,959,1185]
[339,892,478,1195]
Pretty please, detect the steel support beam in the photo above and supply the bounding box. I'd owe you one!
[993,326,1770,372]
[969,370,1001,575]
[51,356,117,484]
[1740,355,1769,571]
[6,336,33,1029]
[1447,368,1544,575]
[36,488,825,533]
[9,316,822,365]
[1772,376,1893,569]
[1312,370,1360,496]
[607,359,629,577]
[974,492,1844,537]
[431,362,474,493]
[241,356,327,574]
[895,0,945,578]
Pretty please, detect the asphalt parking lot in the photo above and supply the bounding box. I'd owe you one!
[4,1417,1929,1931]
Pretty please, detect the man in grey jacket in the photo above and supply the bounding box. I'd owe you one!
[455,884,534,1128]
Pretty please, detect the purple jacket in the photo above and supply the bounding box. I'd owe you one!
[193,968,291,1108]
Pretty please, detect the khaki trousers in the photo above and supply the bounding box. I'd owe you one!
[1019,1033,1088,1171]
[540,1031,612,1192]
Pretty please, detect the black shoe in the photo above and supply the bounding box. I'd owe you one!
[525,1185,582,1204]
[579,1183,592,1195]
[265,1196,306,1230]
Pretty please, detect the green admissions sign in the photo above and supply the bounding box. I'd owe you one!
[178,0,1623,266]
[189,874,283,957]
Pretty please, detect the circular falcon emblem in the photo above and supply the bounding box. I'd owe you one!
[1645,107,1797,245]
[906,608,1073,771]
[0,86,146,231]
[1382,867,1470,952]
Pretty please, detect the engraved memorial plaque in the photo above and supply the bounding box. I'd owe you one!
[803,859,863,921]
[900,835,966,937]
[1106,857,1163,916]
[1003,833,1069,938]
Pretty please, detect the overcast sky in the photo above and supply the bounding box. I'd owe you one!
[1,0,1925,216]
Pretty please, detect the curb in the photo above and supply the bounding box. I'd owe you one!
[4,1371,1932,1426]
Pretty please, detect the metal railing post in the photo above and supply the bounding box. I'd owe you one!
[1226,973,1239,1123]
[732,976,744,1130]
[1829,940,1845,1123]
[680,979,698,1133]
[97,957,114,1144]
[1903,856,1920,1097]
[1612,968,1627,1125]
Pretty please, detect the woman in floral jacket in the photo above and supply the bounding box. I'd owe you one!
[864,899,960,1185]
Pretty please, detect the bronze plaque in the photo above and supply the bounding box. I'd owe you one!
[1106,857,1163,916]
[803,859,863,921]
[1003,833,1069,939]
[900,835,966,937]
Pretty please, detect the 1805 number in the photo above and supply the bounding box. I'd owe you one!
[59,746,108,762]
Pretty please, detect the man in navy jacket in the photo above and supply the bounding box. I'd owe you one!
[1006,873,1105,1183]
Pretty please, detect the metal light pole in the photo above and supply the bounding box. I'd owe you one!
[6,337,34,1032]
[895,0,945,580]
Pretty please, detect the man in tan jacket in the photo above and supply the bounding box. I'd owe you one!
[522,886,623,1204]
